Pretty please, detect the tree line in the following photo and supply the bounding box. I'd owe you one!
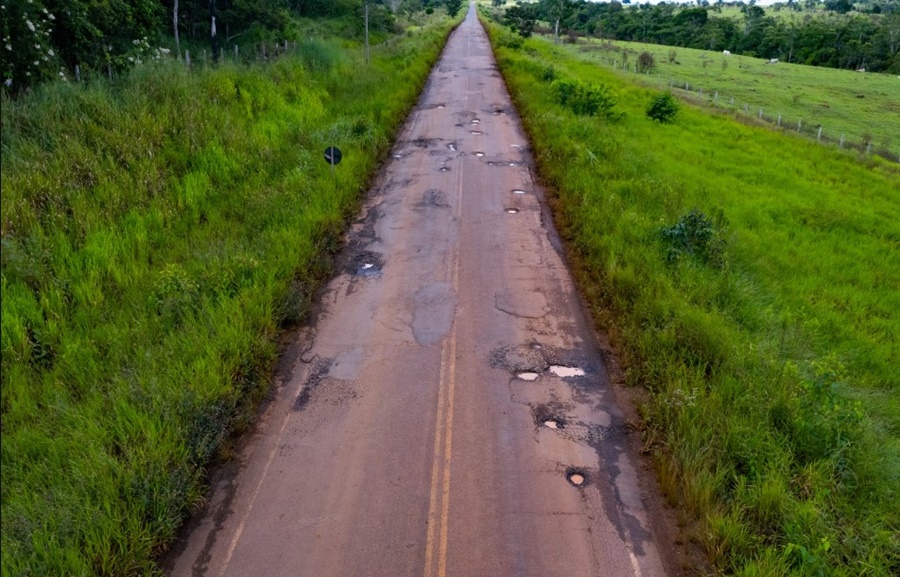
[1,0,461,92]
[500,0,900,73]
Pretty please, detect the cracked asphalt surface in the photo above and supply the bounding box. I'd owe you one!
[164,6,672,577]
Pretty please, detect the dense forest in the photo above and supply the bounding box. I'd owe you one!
[1,0,459,91]
[501,0,900,72]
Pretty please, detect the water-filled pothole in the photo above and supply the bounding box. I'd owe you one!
[475,152,484,157]
[512,189,526,195]
[471,119,480,125]
[517,372,539,381]
[506,208,520,214]
[549,365,585,378]
[566,469,587,487]
[471,131,482,135]
[440,166,450,172]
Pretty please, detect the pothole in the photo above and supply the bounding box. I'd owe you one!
[440,166,450,172]
[517,372,539,381]
[506,208,520,214]
[549,365,585,378]
[566,468,587,487]
[512,189,526,195]
[347,252,384,277]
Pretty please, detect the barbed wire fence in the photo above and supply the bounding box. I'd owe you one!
[566,40,900,164]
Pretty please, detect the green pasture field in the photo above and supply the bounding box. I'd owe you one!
[0,14,457,576]
[485,15,899,577]
[553,35,900,158]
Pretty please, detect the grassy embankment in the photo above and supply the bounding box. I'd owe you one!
[0,14,457,576]
[484,17,899,577]
[559,37,900,158]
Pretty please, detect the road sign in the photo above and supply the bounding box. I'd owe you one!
[324,146,342,166]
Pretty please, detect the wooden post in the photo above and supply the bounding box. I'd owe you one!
[714,91,718,103]
[759,108,763,119]
[186,50,191,67]
[730,96,734,106]
[797,119,802,132]
[234,44,238,59]
[839,134,844,148]
[777,113,781,127]
[817,126,823,142]
[75,65,81,82]
[365,3,370,64]
[867,141,872,154]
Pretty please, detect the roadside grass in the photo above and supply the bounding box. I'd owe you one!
[484,18,899,577]
[0,16,457,576]
[555,35,900,157]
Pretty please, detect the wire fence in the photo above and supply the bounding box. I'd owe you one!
[572,42,900,164]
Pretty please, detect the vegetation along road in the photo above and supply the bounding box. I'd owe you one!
[3,1,898,576]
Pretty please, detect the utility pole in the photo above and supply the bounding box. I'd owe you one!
[365,3,370,65]
[174,0,181,59]
[210,0,219,63]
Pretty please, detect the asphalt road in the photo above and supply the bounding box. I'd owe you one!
[165,5,672,577]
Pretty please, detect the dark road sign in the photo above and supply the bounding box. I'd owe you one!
[324,147,343,166]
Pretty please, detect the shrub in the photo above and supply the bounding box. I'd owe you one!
[551,77,619,118]
[637,51,655,73]
[659,209,727,267]
[646,91,680,123]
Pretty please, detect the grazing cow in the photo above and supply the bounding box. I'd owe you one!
[857,68,866,72]
[767,58,779,64]
[723,50,731,55]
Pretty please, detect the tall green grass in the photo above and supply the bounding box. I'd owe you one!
[484,18,899,577]
[1,18,457,576]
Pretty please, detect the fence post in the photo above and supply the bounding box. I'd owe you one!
[817,126,823,142]
[75,64,81,82]
[777,113,781,127]
[186,50,191,67]
[759,108,763,119]
[699,88,703,97]
[714,91,718,103]
[744,103,749,114]
[839,134,844,148]
[234,45,238,59]
[867,141,872,154]
[730,96,734,106]
[797,119,802,132]
[220,48,224,62]
[686,82,690,90]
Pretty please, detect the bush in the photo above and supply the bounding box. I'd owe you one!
[646,91,680,123]
[551,77,619,118]
[659,209,727,268]
[637,51,655,72]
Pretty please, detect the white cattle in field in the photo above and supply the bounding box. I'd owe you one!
[723,50,731,55]
[857,68,866,72]
[767,58,779,64]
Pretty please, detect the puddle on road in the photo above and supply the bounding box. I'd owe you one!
[475,152,484,157]
[471,119,480,125]
[549,366,585,378]
[517,372,539,381]
[506,208,520,214]
[471,131,483,135]
[512,189,526,195]
[440,166,450,172]
[437,104,446,109]
[510,144,521,149]
[393,154,402,159]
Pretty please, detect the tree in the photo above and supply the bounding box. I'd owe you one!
[445,0,462,18]
[505,4,536,38]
